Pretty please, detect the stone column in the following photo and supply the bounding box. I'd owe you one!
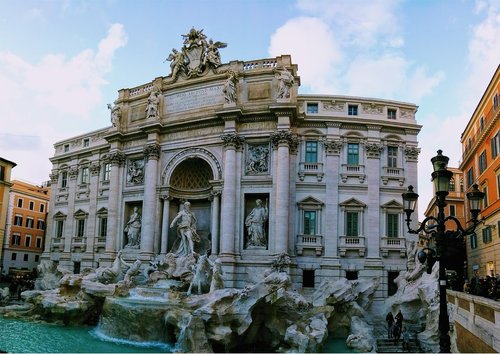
[219,133,244,257]
[140,143,161,258]
[85,162,100,263]
[160,193,171,255]
[103,151,125,261]
[324,139,343,258]
[209,189,222,255]
[271,130,294,254]
[404,145,421,234]
[365,142,384,258]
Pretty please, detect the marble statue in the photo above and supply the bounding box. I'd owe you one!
[245,199,268,247]
[223,70,237,104]
[166,48,185,80]
[170,201,200,256]
[110,105,121,127]
[204,39,227,68]
[276,67,294,99]
[96,250,124,284]
[123,259,142,286]
[124,207,141,248]
[145,89,160,119]
[187,254,212,295]
[209,258,224,292]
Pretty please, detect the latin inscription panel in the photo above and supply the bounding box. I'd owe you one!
[164,85,224,114]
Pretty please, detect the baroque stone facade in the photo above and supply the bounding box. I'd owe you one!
[43,29,421,301]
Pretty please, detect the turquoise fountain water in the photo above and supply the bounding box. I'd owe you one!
[0,316,172,353]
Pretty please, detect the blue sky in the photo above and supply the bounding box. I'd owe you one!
[1,0,499,217]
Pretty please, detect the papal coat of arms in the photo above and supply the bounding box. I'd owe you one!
[166,28,227,81]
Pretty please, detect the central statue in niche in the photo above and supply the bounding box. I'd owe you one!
[245,199,268,247]
[170,201,200,256]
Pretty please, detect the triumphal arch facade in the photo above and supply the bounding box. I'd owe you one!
[43,28,421,300]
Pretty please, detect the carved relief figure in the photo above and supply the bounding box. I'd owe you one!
[124,207,141,248]
[245,199,268,247]
[110,106,121,127]
[145,89,160,119]
[170,201,200,257]
[276,67,294,99]
[127,160,144,184]
[246,145,269,174]
[223,70,237,104]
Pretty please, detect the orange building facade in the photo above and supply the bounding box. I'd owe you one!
[459,65,500,278]
[2,180,50,275]
[0,157,16,269]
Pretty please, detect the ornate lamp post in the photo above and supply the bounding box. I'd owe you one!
[402,150,484,353]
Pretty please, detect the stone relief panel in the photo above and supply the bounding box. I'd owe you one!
[400,109,415,119]
[244,194,269,250]
[245,144,270,175]
[126,158,145,185]
[362,103,383,115]
[322,100,345,112]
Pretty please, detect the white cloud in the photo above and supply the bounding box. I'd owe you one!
[0,24,127,184]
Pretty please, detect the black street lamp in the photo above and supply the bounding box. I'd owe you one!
[402,150,484,353]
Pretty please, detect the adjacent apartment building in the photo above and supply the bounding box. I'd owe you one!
[2,180,50,275]
[459,65,500,278]
[0,157,16,271]
[42,29,421,300]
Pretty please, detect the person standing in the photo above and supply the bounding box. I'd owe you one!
[386,312,394,339]
[395,310,404,337]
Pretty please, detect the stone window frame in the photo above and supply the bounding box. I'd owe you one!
[74,209,88,238]
[53,211,67,238]
[339,198,366,238]
[60,169,68,188]
[306,102,319,114]
[102,162,111,182]
[387,108,397,120]
[347,104,359,116]
[12,233,21,246]
[381,200,404,238]
[96,207,108,239]
[297,196,324,236]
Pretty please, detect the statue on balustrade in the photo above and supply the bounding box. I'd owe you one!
[170,201,200,256]
[245,199,268,247]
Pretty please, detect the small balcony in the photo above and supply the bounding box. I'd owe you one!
[71,237,86,252]
[381,166,405,186]
[339,236,366,257]
[50,237,64,252]
[298,162,324,182]
[380,236,406,257]
[93,237,106,252]
[340,164,366,183]
[296,234,323,256]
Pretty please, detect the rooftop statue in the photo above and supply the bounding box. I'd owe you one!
[166,28,227,81]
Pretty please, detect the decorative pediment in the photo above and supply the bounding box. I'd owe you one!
[96,207,108,216]
[73,209,89,218]
[297,196,324,207]
[381,200,403,209]
[53,211,67,219]
[339,198,366,208]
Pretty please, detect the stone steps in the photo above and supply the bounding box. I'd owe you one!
[377,338,420,353]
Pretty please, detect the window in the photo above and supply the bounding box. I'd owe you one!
[494,92,499,110]
[306,103,318,114]
[23,254,28,262]
[450,205,456,217]
[26,217,34,228]
[480,116,485,131]
[483,186,488,207]
[387,146,398,168]
[64,144,69,152]
[449,178,455,192]
[37,219,45,230]
[497,173,500,199]
[103,163,111,181]
[482,228,492,244]
[387,108,397,120]
[17,198,23,208]
[40,203,45,213]
[12,233,21,246]
[29,201,34,210]
[61,171,68,188]
[99,217,108,237]
[492,132,499,159]
[76,219,85,237]
[25,235,31,247]
[467,168,474,188]
[387,213,399,237]
[14,215,23,226]
[55,220,64,238]
[302,270,315,288]
[81,167,89,184]
[35,255,39,262]
[348,104,358,116]
[36,237,42,248]
[460,178,464,192]
[345,271,358,280]
[470,233,478,249]
[0,165,4,181]
[11,253,17,261]
[303,211,317,235]
[83,138,89,147]
[346,212,359,236]
[347,143,359,165]
[305,141,318,163]
[74,262,81,275]
[479,150,487,174]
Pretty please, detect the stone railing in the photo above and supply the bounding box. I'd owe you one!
[340,164,366,183]
[243,59,278,71]
[381,166,405,186]
[447,289,500,353]
[298,162,324,181]
[129,83,156,97]
[380,236,406,257]
[296,234,323,256]
[339,236,366,257]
